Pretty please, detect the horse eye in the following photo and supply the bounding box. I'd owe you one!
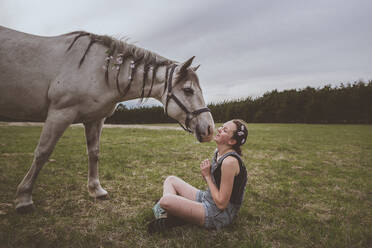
[183,87,194,95]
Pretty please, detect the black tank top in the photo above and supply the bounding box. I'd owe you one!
[212,150,247,205]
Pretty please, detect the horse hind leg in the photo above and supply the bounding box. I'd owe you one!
[84,119,108,199]
[15,109,75,213]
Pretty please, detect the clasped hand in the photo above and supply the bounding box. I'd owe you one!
[200,159,211,179]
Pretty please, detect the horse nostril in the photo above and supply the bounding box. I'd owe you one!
[207,125,211,135]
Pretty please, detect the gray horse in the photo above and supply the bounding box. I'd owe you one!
[0,26,214,212]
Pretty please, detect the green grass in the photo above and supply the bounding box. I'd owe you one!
[0,124,371,247]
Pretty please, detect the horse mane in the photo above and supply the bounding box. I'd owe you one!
[65,31,174,68]
[65,31,175,100]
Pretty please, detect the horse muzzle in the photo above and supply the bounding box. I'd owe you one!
[195,122,214,142]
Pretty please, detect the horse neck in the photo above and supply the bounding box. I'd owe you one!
[114,60,170,104]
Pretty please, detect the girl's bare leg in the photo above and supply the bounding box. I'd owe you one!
[163,175,199,200]
[159,194,205,226]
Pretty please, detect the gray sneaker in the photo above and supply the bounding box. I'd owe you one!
[152,201,167,219]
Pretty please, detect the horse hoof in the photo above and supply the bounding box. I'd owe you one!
[15,203,34,214]
[96,194,109,200]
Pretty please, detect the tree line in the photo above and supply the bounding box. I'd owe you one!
[106,80,372,124]
[1,80,371,124]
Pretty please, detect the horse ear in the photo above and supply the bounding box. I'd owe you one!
[192,64,200,71]
[179,56,195,72]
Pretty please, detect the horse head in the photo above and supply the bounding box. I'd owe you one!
[161,56,214,142]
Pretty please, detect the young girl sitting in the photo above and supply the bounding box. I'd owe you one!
[148,119,248,233]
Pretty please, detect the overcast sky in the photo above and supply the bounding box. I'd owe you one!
[1,0,371,107]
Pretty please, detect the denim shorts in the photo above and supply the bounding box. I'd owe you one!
[196,190,239,230]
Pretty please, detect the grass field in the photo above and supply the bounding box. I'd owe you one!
[0,123,371,247]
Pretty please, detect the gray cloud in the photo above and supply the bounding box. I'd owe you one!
[1,0,371,107]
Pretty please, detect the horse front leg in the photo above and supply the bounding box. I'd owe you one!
[84,119,108,199]
[15,109,75,213]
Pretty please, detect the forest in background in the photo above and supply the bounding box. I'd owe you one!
[1,80,371,124]
[106,80,372,124]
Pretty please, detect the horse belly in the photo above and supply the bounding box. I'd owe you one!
[0,50,50,121]
[0,80,49,121]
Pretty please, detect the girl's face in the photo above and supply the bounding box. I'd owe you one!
[214,121,237,146]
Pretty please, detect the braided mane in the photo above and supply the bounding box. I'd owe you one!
[65,31,176,100]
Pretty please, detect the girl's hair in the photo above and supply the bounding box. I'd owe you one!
[231,119,248,156]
